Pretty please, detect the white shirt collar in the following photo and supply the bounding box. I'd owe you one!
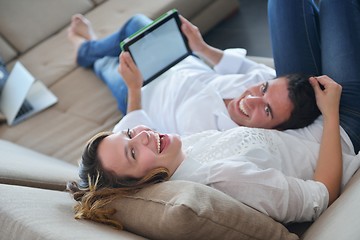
[213,110,238,131]
[170,156,204,182]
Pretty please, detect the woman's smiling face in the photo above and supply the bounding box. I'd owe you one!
[97,125,185,179]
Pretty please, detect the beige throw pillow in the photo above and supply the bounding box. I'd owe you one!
[109,180,299,240]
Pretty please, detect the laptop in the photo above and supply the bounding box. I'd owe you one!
[0,61,58,126]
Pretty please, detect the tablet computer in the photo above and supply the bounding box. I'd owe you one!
[120,9,192,86]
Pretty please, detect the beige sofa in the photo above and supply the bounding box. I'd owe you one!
[1,0,360,239]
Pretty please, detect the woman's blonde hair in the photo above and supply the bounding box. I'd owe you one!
[67,131,170,229]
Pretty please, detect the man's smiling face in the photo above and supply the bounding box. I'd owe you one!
[227,77,294,129]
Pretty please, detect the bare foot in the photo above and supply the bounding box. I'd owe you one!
[67,14,97,61]
[70,14,97,40]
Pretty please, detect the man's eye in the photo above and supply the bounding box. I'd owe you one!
[127,128,132,139]
[265,105,271,116]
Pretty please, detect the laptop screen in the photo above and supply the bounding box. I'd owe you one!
[0,62,35,124]
[0,59,9,93]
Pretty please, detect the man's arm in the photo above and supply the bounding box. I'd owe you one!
[310,76,343,205]
[180,16,275,77]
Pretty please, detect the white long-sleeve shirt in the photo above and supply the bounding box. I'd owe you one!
[114,48,275,135]
[170,118,360,223]
[112,48,360,223]
[115,111,360,223]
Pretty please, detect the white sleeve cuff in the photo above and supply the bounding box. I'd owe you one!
[285,178,329,223]
[213,48,247,74]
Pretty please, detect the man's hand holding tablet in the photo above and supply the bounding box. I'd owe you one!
[179,15,224,66]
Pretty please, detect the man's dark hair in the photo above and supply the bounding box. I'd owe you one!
[275,73,321,130]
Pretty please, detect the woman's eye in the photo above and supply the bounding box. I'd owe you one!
[261,82,268,94]
[131,148,136,159]
[127,128,132,139]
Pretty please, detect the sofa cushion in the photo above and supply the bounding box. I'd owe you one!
[0,36,17,63]
[0,68,121,165]
[0,184,145,240]
[81,0,223,40]
[109,181,299,240]
[247,56,275,69]
[0,0,95,53]
[0,140,78,190]
[0,108,120,164]
[91,0,107,5]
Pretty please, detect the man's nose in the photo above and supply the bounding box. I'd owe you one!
[245,95,264,107]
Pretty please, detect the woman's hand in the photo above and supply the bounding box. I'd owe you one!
[118,51,143,90]
[118,52,143,112]
[309,75,342,119]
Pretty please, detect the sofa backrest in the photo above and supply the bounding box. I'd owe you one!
[0,0,106,63]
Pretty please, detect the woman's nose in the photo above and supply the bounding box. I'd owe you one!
[133,131,150,145]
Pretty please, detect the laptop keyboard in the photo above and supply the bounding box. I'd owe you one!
[15,100,34,119]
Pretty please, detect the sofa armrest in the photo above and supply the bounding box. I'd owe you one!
[247,55,275,69]
[0,112,6,123]
[301,170,360,240]
[0,140,78,190]
[0,183,145,240]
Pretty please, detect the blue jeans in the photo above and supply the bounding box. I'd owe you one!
[77,14,152,114]
[269,0,360,153]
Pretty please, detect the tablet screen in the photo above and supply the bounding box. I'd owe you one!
[122,10,191,85]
